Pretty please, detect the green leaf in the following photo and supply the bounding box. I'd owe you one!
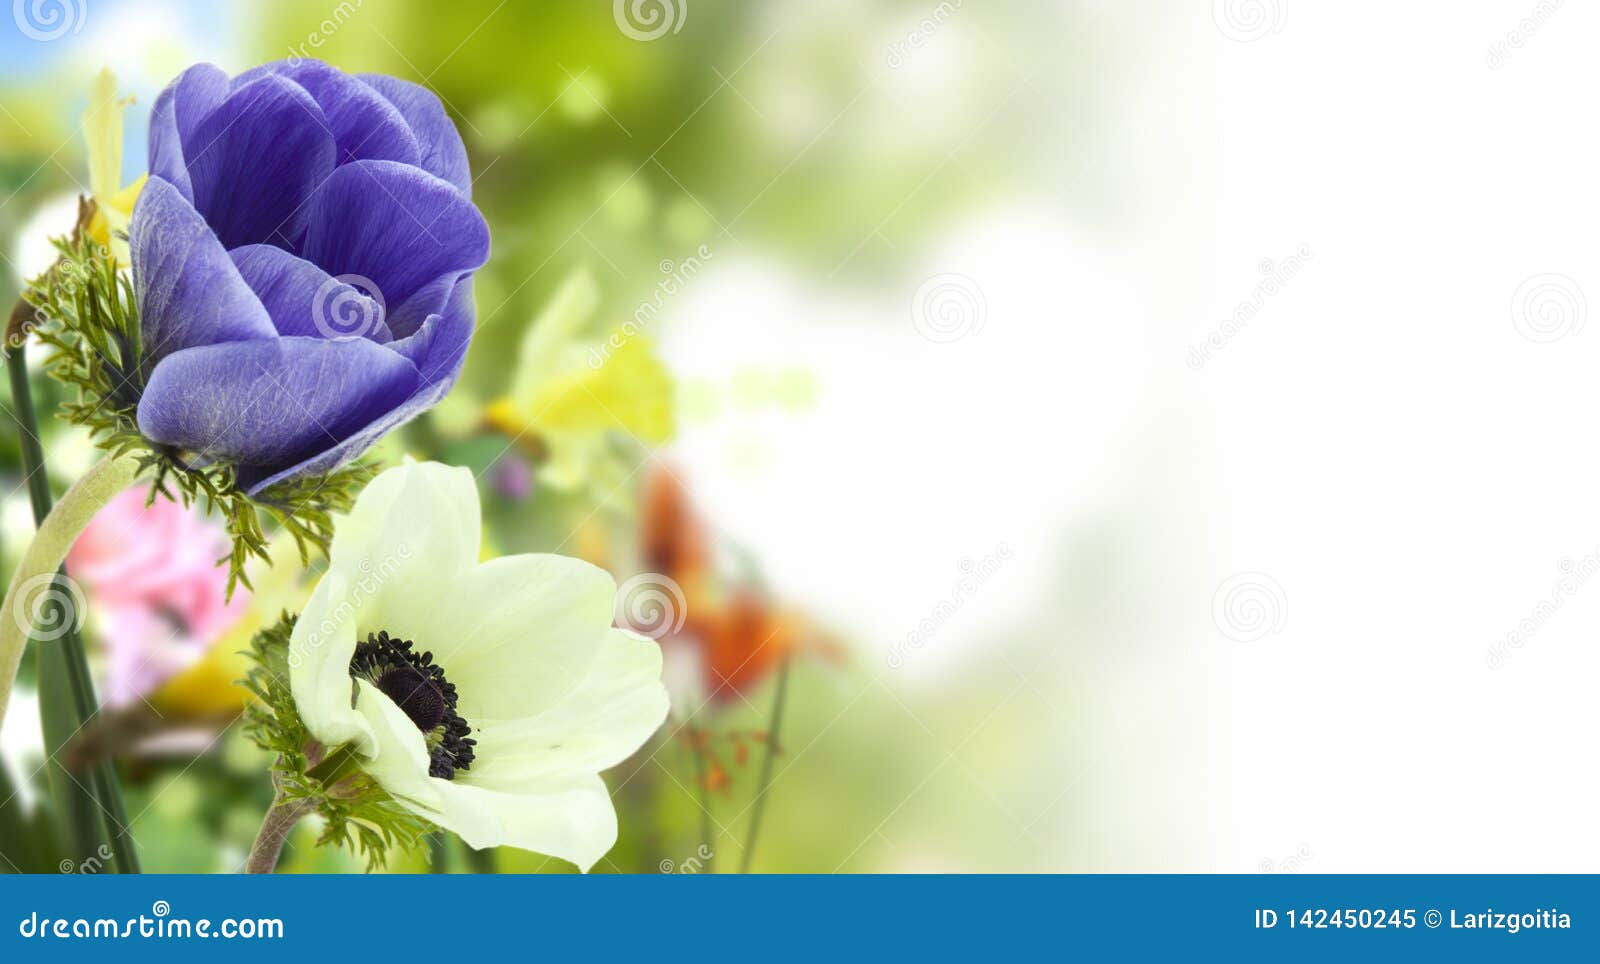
[0,740,66,873]
[5,345,139,873]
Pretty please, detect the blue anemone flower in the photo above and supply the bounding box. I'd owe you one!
[129,60,490,494]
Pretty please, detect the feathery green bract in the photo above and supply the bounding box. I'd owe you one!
[242,614,434,870]
[18,221,377,598]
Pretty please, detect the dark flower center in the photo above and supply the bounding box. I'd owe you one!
[349,630,475,779]
[375,667,446,732]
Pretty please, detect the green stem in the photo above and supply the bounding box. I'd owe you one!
[4,347,144,873]
[245,793,313,874]
[739,655,792,874]
[687,721,715,873]
[0,445,143,724]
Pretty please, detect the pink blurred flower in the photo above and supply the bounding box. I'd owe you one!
[66,486,249,708]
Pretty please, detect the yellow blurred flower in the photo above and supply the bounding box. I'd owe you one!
[485,268,675,495]
[81,68,146,265]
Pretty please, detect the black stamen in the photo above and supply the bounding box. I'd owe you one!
[349,630,476,779]
[376,667,446,732]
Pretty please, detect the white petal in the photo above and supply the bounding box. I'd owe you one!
[463,628,668,787]
[288,567,375,755]
[283,460,669,873]
[351,678,442,814]
[324,461,481,642]
[427,554,619,717]
[430,771,619,873]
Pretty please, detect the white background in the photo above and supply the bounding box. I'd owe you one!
[661,1,1600,870]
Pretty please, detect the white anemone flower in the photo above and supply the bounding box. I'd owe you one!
[287,461,669,871]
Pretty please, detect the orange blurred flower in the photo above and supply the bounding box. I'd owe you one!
[638,465,833,707]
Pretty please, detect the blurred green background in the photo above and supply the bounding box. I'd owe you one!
[0,0,1124,874]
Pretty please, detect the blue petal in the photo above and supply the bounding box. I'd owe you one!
[130,178,277,370]
[300,159,489,309]
[136,336,420,491]
[384,273,458,339]
[241,280,475,494]
[389,275,475,388]
[358,73,472,194]
[186,74,338,250]
[147,63,229,204]
[232,60,422,169]
[230,244,394,343]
